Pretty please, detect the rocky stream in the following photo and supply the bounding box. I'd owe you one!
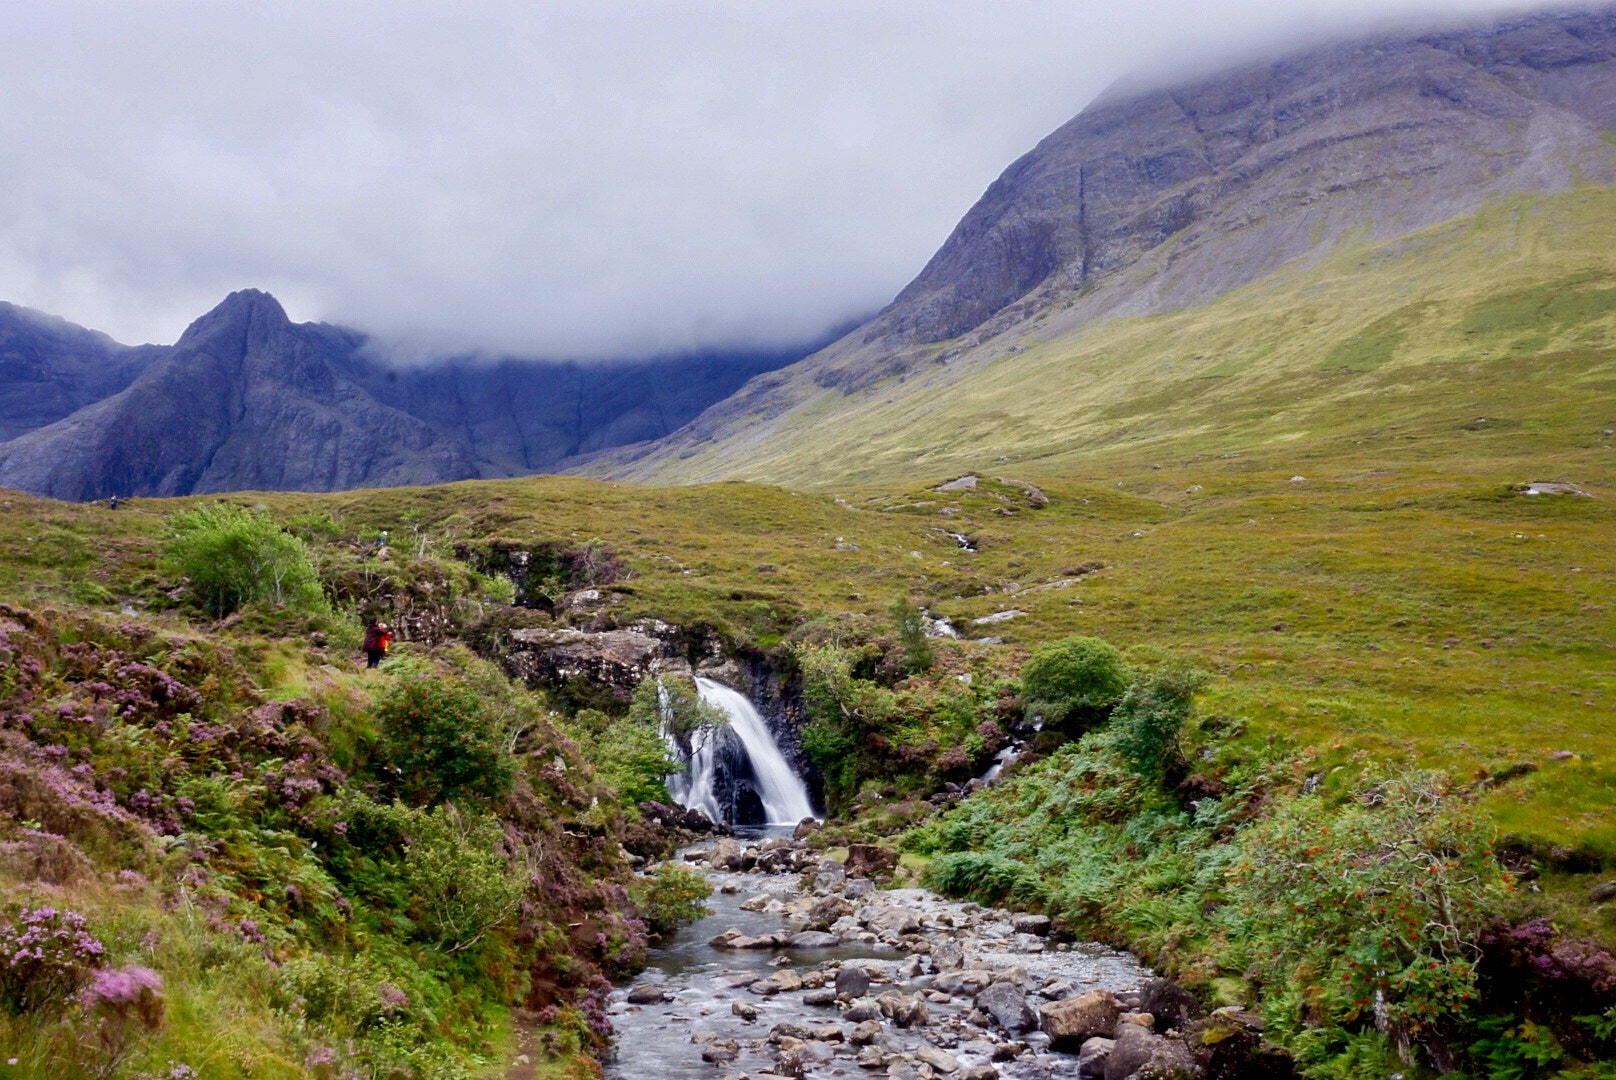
[606,833,1283,1080]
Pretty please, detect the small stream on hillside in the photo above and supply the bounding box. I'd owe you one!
[605,833,1151,1080]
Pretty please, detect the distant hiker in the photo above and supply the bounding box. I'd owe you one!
[362,619,394,668]
[107,495,119,510]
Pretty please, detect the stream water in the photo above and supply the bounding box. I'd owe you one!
[606,832,1151,1080]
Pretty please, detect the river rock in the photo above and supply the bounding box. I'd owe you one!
[756,969,804,995]
[626,982,667,1004]
[847,844,900,877]
[810,894,857,928]
[770,1021,815,1042]
[803,988,837,1006]
[815,859,848,892]
[1080,1036,1115,1075]
[706,838,746,870]
[850,1019,884,1044]
[844,999,883,1022]
[961,1068,1000,1080]
[794,817,821,839]
[1011,913,1052,936]
[789,931,843,949]
[1138,979,1201,1033]
[932,939,965,972]
[837,965,873,998]
[701,1038,740,1064]
[711,927,782,949]
[863,905,923,935]
[917,1043,962,1073]
[856,1044,886,1068]
[1041,989,1122,1048]
[845,878,877,900]
[878,993,931,1028]
[1103,1023,1197,1079]
[815,1024,844,1043]
[732,1001,761,1021]
[975,981,1038,1034]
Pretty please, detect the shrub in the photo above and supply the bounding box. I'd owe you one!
[582,717,674,806]
[630,862,712,937]
[371,675,514,807]
[1109,664,1210,777]
[78,965,165,1074]
[0,907,106,1014]
[403,804,530,953]
[1229,768,1509,1058]
[163,502,325,618]
[797,644,897,813]
[1020,635,1130,730]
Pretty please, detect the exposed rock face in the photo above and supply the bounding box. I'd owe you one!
[862,8,1616,353]
[0,290,812,499]
[586,7,1616,483]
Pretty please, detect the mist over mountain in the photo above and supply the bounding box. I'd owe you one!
[589,6,1616,484]
[0,291,817,500]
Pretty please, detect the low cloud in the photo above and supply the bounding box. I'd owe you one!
[0,0,1535,357]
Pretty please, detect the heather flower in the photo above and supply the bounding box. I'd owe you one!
[0,906,107,1013]
[78,964,163,1018]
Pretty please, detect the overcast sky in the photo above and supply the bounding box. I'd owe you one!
[0,0,1539,359]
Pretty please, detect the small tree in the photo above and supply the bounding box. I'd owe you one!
[1109,664,1209,777]
[889,597,935,674]
[402,804,530,953]
[1019,635,1130,731]
[163,502,324,617]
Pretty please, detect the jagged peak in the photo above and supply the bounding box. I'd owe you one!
[176,289,290,347]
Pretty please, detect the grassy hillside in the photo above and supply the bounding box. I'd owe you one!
[3,459,1610,871]
[594,187,1616,490]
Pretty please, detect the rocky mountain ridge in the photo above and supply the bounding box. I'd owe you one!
[586,6,1616,484]
[0,290,813,499]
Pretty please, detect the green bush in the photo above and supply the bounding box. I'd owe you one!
[163,502,325,618]
[1020,635,1130,730]
[1230,768,1509,1055]
[371,675,515,807]
[796,645,897,813]
[402,804,530,953]
[1109,664,1209,777]
[630,862,712,937]
[577,709,675,806]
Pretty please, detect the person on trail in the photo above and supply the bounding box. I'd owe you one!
[107,495,119,510]
[362,619,394,669]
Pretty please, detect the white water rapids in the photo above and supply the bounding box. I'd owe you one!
[663,677,815,826]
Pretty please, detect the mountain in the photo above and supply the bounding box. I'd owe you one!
[585,7,1616,486]
[0,303,164,443]
[0,292,812,500]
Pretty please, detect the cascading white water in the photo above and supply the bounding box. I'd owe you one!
[663,677,816,825]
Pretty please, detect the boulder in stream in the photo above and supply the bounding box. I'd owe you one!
[976,980,1038,1033]
[1041,989,1122,1047]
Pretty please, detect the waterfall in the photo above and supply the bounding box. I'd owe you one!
[663,677,816,826]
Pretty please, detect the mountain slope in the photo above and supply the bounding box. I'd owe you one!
[0,302,163,442]
[0,293,811,500]
[587,7,1616,486]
